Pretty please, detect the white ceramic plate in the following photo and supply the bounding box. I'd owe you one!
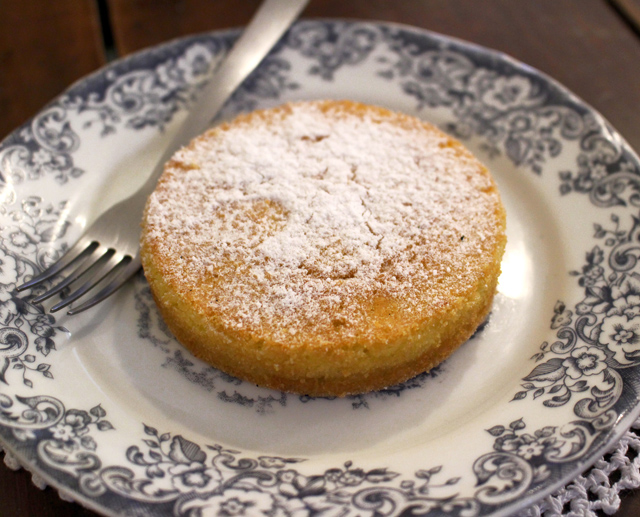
[1,21,640,517]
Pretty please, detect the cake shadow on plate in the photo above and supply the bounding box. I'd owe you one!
[134,273,491,415]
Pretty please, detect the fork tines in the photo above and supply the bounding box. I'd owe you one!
[16,240,139,315]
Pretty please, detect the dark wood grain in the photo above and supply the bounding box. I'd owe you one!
[618,490,640,517]
[107,0,263,55]
[0,451,95,516]
[2,1,640,515]
[0,0,105,140]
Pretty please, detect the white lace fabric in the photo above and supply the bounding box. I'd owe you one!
[518,417,640,516]
[2,417,640,516]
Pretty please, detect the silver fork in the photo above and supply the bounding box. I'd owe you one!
[16,0,308,315]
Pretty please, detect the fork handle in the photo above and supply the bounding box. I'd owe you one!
[132,0,309,206]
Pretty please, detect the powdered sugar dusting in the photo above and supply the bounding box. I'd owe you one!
[143,101,504,340]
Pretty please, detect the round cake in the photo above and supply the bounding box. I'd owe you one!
[140,100,507,397]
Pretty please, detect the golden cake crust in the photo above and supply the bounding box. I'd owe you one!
[140,100,507,397]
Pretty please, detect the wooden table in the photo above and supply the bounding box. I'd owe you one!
[1,1,640,515]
